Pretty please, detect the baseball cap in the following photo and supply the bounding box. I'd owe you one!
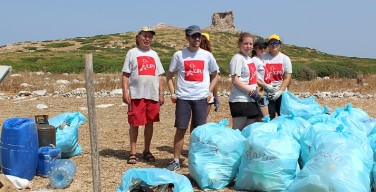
[201,33,210,41]
[185,25,201,36]
[268,34,281,42]
[139,26,156,35]
[254,38,267,47]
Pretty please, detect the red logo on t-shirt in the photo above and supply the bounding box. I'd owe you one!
[247,62,257,85]
[184,60,204,82]
[264,63,283,84]
[137,56,156,76]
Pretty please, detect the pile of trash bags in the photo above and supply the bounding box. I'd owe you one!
[117,91,376,191]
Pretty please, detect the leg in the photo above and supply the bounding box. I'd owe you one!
[260,106,269,117]
[129,125,139,155]
[144,122,153,153]
[173,128,187,160]
[128,125,139,164]
[232,116,248,130]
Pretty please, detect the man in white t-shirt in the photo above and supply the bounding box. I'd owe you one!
[166,25,219,171]
[122,26,165,164]
[263,34,292,119]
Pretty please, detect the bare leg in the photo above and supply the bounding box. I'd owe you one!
[173,128,187,160]
[144,122,153,153]
[260,106,269,117]
[232,116,248,130]
[129,125,139,155]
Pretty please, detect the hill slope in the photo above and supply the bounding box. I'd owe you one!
[1,25,375,80]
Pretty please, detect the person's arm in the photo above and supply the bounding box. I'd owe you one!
[279,73,292,91]
[122,72,131,104]
[231,75,253,94]
[166,71,176,103]
[209,71,219,93]
[158,75,165,105]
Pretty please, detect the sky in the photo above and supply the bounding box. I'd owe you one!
[1,1,375,59]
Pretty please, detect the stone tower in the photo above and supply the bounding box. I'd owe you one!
[206,11,239,32]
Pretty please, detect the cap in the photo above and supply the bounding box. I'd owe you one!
[268,34,281,42]
[139,26,155,35]
[185,25,201,36]
[201,33,210,41]
[254,38,267,47]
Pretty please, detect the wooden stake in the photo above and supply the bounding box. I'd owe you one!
[85,54,102,192]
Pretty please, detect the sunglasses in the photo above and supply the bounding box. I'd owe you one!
[257,46,267,50]
[268,42,281,46]
[190,34,202,39]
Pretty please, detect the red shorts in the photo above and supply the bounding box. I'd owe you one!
[128,99,160,126]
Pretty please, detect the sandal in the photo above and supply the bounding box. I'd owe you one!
[127,154,137,164]
[142,151,156,162]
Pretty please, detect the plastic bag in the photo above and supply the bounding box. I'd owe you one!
[116,168,193,192]
[49,112,86,158]
[287,126,373,192]
[271,110,312,142]
[189,119,245,190]
[280,91,326,120]
[235,124,300,191]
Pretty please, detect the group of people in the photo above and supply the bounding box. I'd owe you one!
[121,25,292,171]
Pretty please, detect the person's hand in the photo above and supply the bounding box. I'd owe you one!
[122,92,131,105]
[159,94,165,106]
[264,84,274,93]
[206,95,212,103]
[170,93,177,103]
[214,97,220,112]
[249,90,262,101]
[270,90,283,101]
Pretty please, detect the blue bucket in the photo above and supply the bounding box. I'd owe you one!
[0,118,39,180]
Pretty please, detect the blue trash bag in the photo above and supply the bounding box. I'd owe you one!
[116,168,193,192]
[280,91,326,120]
[300,114,342,167]
[368,134,376,161]
[270,110,312,142]
[235,124,300,191]
[241,115,271,138]
[286,126,373,192]
[372,163,376,191]
[189,119,246,190]
[331,103,375,135]
[49,112,86,158]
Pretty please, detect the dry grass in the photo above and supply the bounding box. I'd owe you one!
[1,72,376,96]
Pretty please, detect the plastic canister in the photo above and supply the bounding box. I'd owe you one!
[36,146,61,177]
[35,115,56,147]
[0,118,39,180]
[49,159,77,189]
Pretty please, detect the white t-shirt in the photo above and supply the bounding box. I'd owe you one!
[252,55,266,84]
[168,48,219,100]
[122,47,165,101]
[262,52,292,89]
[229,53,258,102]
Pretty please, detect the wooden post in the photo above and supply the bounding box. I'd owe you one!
[85,54,102,192]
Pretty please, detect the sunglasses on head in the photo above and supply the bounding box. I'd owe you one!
[268,42,281,46]
[190,34,202,39]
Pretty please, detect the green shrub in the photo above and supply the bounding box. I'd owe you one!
[24,46,38,50]
[293,64,317,80]
[44,42,74,48]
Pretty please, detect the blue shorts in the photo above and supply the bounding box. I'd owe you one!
[174,98,208,129]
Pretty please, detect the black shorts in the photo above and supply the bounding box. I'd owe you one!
[175,98,208,129]
[268,95,282,116]
[229,102,262,119]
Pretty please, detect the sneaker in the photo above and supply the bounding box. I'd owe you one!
[166,161,180,172]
